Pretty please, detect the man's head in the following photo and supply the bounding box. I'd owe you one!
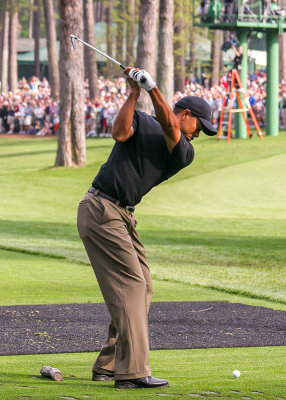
[238,46,244,55]
[173,96,217,141]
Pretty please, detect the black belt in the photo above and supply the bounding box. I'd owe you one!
[88,187,135,213]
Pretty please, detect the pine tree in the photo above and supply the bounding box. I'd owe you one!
[105,0,114,77]
[9,0,18,92]
[211,30,223,86]
[55,0,86,167]
[43,0,60,100]
[1,9,9,92]
[115,0,124,67]
[34,0,41,77]
[157,0,174,106]
[136,0,159,112]
[174,0,185,93]
[83,0,98,100]
[125,0,135,66]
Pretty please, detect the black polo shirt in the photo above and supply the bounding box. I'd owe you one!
[92,110,194,206]
[233,54,243,70]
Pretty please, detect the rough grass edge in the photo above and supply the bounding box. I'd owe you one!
[151,274,286,306]
[1,245,286,306]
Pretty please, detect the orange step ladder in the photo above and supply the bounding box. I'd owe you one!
[217,69,263,143]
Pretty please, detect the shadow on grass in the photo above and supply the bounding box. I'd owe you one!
[0,371,106,384]
[0,137,56,147]
[0,220,77,241]
[0,219,285,268]
[0,149,56,159]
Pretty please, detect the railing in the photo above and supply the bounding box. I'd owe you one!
[193,0,285,28]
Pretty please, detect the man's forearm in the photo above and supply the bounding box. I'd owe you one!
[149,87,179,136]
[111,88,140,141]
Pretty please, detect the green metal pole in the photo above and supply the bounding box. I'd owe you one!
[235,29,248,139]
[266,30,279,136]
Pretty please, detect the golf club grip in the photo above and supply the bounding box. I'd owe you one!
[121,65,146,84]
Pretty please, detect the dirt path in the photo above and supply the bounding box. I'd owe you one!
[0,301,285,356]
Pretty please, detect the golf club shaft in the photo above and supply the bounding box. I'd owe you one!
[71,35,126,69]
[70,35,146,83]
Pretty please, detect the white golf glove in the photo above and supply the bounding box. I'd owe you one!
[129,68,156,92]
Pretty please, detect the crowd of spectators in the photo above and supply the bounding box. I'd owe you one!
[0,71,286,138]
[0,76,59,137]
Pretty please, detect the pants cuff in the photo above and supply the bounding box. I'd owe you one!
[93,365,114,376]
[114,369,151,380]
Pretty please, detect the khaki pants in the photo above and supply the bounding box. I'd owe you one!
[77,192,153,380]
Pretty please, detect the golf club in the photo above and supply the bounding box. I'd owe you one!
[70,34,146,83]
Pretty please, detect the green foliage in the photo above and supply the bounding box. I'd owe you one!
[10,0,58,39]
[18,1,30,37]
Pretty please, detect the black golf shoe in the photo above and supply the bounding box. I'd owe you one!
[92,371,114,381]
[114,375,169,389]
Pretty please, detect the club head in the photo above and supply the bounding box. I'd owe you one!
[70,34,77,50]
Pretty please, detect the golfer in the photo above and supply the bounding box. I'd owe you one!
[77,68,217,389]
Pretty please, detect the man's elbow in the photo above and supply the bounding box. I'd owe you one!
[112,133,126,142]
[112,127,133,142]
[111,127,125,142]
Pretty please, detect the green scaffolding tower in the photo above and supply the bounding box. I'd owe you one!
[194,0,286,137]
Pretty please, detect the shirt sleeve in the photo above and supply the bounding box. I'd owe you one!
[165,133,194,179]
[132,109,140,132]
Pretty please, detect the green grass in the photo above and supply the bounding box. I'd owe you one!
[1,134,286,400]
[0,134,285,306]
[1,248,285,310]
[0,347,285,399]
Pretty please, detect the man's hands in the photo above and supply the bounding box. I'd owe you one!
[123,66,180,153]
[128,68,156,92]
[124,67,141,92]
[124,67,156,92]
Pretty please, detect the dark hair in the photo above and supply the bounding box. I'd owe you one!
[173,106,185,114]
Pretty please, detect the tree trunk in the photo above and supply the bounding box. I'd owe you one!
[0,11,4,86]
[56,0,86,167]
[29,0,34,39]
[125,0,135,66]
[43,0,60,100]
[96,0,104,22]
[95,0,99,22]
[189,0,195,75]
[105,0,114,78]
[174,0,185,93]
[136,0,159,113]
[1,11,9,93]
[183,0,190,77]
[9,1,18,92]
[211,30,222,86]
[157,0,174,107]
[115,0,124,68]
[83,0,98,100]
[34,0,41,77]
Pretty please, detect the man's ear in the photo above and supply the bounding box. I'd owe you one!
[183,109,192,119]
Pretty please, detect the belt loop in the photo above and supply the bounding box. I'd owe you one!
[115,200,120,206]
